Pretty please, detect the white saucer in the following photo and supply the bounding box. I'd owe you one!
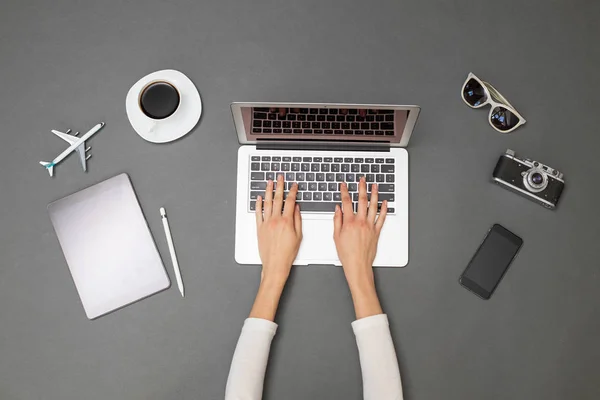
[126,69,202,143]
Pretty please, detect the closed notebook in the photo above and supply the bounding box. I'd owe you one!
[48,173,170,319]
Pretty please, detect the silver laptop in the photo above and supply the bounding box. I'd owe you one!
[48,173,170,319]
[232,103,420,267]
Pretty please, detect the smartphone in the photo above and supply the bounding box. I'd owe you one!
[459,224,523,299]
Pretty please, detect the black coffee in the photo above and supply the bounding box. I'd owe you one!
[139,81,180,119]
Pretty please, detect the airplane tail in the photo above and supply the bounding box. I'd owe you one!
[39,161,54,177]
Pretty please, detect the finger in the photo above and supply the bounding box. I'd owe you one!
[283,182,298,217]
[359,109,367,117]
[264,180,273,219]
[279,108,287,117]
[368,183,378,224]
[255,195,263,226]
[333,204,342,237]
[375,200,388,234]
[340,182,354,219]
[357,177,368,219]
[272,174,285,216]
[293,204,302,235]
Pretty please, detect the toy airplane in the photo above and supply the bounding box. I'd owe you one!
[39,122,105,177]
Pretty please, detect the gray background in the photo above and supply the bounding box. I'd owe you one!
[1,0,599,399]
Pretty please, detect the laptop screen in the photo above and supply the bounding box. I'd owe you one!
[232,103,420,147]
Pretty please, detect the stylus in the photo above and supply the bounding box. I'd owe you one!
[160,207,184,297]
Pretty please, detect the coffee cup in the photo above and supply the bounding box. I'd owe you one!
[138,80,181,121]
[126,69,201,143]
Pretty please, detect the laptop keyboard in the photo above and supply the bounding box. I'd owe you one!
[249,155,396,213]
[251,108,396,136]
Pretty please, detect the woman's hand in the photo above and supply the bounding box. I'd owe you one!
[250,175,302,321]
[333,178,387,319]
[256,175,302,284]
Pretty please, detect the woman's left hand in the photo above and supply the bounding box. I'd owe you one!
[255,174,303,285]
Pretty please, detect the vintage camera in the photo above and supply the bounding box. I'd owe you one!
[492,149,565,209]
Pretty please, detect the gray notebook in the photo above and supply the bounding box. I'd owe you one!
[48,173,170,319]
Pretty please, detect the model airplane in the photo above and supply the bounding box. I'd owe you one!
[39,122,105,177]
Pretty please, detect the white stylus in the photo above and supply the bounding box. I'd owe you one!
[160,207,184,297]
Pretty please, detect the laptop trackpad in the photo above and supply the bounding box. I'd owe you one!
[296,218,340,265]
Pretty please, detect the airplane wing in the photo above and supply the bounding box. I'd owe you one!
[75,142,87,171]
[51,130,78,145]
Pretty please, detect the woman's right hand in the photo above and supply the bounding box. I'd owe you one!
[333,178,388,319]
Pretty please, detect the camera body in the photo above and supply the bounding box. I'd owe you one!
[492,149,565,209]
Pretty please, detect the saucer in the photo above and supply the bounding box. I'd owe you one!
[126,69,202,143]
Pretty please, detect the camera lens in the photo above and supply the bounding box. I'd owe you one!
[524,169,548,193]
[531,172,543,185]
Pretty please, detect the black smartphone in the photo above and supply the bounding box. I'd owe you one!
[459,224,523,299]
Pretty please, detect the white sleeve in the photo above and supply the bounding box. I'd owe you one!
[225,318,278,400]
[352,314,403,400]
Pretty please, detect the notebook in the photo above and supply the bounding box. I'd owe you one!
[48,173,170,319]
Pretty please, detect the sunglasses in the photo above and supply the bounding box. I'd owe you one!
[461,72,526,133]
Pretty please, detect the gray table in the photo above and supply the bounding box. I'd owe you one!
[1,1,599,399]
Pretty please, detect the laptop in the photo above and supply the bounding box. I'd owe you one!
[232,103,420,267]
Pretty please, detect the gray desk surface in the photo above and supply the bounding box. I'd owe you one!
[1,1,599,399]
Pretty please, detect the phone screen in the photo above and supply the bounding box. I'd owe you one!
[459,224,523,299]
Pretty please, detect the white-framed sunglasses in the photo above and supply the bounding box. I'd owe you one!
[461,72,526,133]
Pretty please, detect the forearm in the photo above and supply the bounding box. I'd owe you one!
[353,315,403,400]
[346,267,402,399]
[225,318,278,400]
[346,268,383,319]
[225,275,286,399]
[249,275,286,321]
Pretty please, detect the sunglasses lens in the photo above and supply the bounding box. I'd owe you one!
[463,78,487,107]
[490,107,520,132]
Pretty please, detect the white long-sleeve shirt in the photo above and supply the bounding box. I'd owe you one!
[225,314,403,400]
